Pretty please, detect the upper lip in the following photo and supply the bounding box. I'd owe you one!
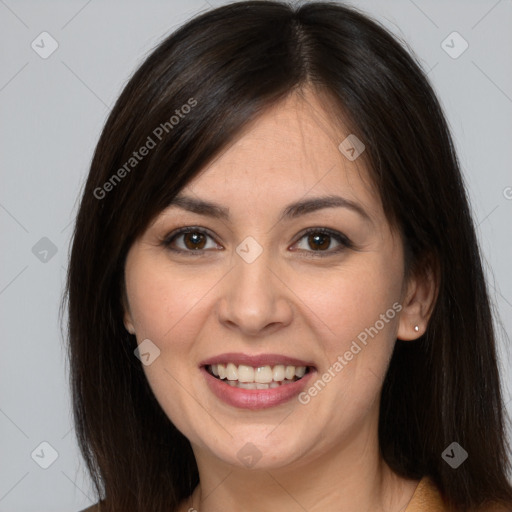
[199,352,316,369]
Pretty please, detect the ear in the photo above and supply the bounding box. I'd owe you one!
[397,254,438,341]
[124,312,135,335]
[121,286,136,335]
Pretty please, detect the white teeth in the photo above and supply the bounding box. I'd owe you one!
[285,366,295,380]
[295,366,306,378]
[207,363,309,385]
[226,362,238,380]
[238,382,257,389]
[273,364,285,381]
[254,366,273,383]
[238,365,255,382]
[223,379,295,389]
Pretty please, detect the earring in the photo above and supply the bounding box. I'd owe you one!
[414,325,419,332]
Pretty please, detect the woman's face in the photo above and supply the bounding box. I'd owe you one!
[123,90,410,471]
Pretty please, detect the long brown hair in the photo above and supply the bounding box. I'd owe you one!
[63,1,512,510]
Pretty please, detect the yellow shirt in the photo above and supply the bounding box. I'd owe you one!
[79,476,510,511]
[404,477,510,512]
[405,477,450,511]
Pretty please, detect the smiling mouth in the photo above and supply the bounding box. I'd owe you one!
[204,363,313,389]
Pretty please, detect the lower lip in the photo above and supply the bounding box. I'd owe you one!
[201,366,316,410]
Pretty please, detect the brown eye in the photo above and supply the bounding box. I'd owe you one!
[307,232,331,251]
[162,226,351,257]
[163,227,220,254]
[182,231,207,250]
[293,228,352,256]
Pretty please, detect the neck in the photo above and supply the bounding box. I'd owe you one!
[186,417,418,512]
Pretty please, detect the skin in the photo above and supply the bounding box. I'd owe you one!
[123,88,437,512]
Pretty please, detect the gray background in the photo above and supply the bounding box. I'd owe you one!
[1,0,511,510]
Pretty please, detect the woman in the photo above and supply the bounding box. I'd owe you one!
[65,1,512,511]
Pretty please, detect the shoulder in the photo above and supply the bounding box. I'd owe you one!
[406,477,512,512]
[405,476,451,511]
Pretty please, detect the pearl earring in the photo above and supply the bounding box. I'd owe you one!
[414,325,419,332]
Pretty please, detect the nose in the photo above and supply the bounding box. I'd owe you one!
[216,243,294,337]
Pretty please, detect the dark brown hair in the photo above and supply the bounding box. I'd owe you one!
[63,1,512,510]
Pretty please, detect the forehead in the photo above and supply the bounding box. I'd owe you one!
[177,90,382,223]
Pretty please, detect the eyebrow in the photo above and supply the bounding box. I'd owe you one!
[167,193,372,223]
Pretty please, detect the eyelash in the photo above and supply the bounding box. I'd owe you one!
[161,226,353,258]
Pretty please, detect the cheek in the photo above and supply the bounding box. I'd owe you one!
[126,258,217,344]
[127,277,170,342]
[124,259,215,436]
[291,259,403,421]
[297,258,401,349]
